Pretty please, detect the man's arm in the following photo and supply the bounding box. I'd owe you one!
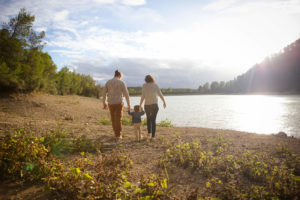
[122,82,130,110]
[102,82,108,109]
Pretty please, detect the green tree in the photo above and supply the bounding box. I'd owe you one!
[0,8,50,92]
[3,8,35,40]
[39,52,57,93]
[203,82,210,93]
[210,81,219,92]
[0,29,24,90]
[56,67,72,95]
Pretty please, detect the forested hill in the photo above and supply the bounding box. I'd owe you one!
[0,9,101,97]
[198,38,300,94]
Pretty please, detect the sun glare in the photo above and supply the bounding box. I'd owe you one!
[232,95,285,134]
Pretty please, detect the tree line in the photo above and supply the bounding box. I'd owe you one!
[128,87,199,96]
[0,9,101,97]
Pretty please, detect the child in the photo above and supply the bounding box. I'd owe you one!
[128,105,145,141]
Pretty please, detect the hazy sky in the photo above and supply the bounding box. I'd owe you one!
[1,0,300,88]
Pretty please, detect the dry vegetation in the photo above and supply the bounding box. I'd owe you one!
[0,93,299,200]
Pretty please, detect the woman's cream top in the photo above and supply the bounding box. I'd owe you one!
[141,83,164,105]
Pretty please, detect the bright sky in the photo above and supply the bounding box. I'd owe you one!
[1,0,300,88]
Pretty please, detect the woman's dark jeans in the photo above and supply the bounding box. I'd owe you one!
[144,104,159,138]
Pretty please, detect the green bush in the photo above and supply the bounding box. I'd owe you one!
[122,116,132,125]
[73,135,102,153]
[44,150,173,200]
[157,119,173,127]
[41,128,102,156]
[41,128,73,157]
[141,118,147,125]
[99,116,111,125]
[0,129,54,180]
[99,116,132,126]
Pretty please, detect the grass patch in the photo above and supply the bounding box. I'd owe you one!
[157,118,173,127]
[99,116,111,125]
[99,116,133,125]
[121,116,132,125]
[141,118,147,125]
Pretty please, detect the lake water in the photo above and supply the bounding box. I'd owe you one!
[129,95,300,137]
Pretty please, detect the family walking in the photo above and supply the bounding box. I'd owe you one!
[102,70,167,142]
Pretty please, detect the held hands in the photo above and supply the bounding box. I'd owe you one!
[139,104,143,112]
[103,103,108,110]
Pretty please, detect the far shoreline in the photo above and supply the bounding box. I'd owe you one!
[128,92,300,97]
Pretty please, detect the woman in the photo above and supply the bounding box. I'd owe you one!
[103,70,131,141]
[140,75,166,140]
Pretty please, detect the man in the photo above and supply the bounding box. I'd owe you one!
[102,70,130,141]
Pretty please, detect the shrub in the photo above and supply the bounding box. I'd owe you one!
[161,142,217,176]
[141,118,147,125]
[41,129,102,156]
[43,150,131,199]
[73,135,102,153]
[121,116,132,125]
[99,116,132,126]
[99,116,111,125]
[0,129,54,181]
[157,119,173,127]
[44,150,174,199]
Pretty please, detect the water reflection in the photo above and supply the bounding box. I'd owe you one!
[129,95,300,137]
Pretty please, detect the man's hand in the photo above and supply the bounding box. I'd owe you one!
[127,105,131,111]
[103,103,108,110]
[139,104,143,111]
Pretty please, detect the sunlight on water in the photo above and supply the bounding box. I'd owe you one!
[226,96,285,134]
[129,95,300,137]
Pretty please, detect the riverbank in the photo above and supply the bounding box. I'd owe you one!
[0,93,299,199]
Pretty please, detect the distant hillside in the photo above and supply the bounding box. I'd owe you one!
[198,38,300,94]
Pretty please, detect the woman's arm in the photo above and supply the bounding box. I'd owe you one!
[156,84,166,108]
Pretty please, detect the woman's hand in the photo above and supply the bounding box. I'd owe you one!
[163,102,167,109]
